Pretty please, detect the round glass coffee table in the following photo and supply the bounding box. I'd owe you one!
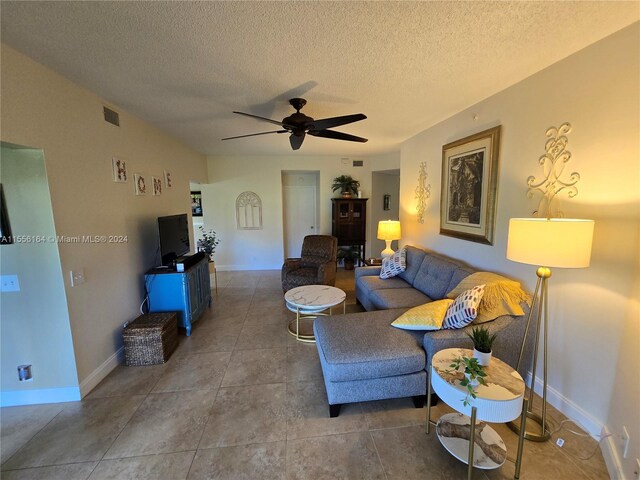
[284,285,346,343]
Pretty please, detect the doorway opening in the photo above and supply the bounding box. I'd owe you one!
[281,171,320,259]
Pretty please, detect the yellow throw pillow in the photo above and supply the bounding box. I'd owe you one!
[446,272,531,324]
[391,299,454,331]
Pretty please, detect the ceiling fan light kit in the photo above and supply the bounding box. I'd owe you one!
[222,98,368,150]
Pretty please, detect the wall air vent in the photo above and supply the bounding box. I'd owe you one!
[103,106,120,126]
[352,160,364,167]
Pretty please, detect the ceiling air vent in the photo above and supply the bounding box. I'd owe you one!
[103,106,120,126]
[352,160,364,167]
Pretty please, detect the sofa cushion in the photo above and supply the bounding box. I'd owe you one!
[371,288,432,310]
[359,275,412,292]
[446,267,475,296]
[391,299,454,331]
[397,245,427,284]
[412,254,460,299]
[314,309,425,382]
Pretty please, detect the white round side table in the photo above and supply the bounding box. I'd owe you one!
[284,285,346,343]
[426,348,529,480]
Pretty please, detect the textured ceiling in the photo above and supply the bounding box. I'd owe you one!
[1,1,638,156]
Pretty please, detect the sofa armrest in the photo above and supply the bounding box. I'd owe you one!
[355,266,381,279]
[282,258,302,274]
[316,262,337,285]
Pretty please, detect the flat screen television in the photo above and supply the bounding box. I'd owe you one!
[158,214,190,265]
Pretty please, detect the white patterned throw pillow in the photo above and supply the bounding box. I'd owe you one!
[379,248,407,279]
[442,285,485,329]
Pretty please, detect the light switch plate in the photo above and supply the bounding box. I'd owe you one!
[70,269,85,287]
[1,275,20,292]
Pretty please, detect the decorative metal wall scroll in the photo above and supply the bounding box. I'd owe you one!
[527,123,581,218]
[415,161,431,224]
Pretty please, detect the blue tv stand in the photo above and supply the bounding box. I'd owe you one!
[145,255,211,336]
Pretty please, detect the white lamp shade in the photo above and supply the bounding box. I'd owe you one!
[377,220,401,241]
[507,218,594,268]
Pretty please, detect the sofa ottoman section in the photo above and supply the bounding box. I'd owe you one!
[314,309,427,417]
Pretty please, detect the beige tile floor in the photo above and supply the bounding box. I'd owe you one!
[1,269,610,479]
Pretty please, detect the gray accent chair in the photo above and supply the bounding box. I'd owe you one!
[281,235,338,292]
[314,245,535,417]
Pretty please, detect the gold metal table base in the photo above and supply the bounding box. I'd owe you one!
[426,364,530,480]
[287,301,346,343]
[508,409,551,442]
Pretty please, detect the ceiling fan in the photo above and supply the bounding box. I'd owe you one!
[222,98,368,150]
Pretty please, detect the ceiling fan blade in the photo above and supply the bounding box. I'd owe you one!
[233,111,288,127]
[289,132,305,150]
[308,129,368,143]
[307,113,366,131]
[222,130,287,141]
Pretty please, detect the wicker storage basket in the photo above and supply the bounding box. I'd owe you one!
[123,312,178,366]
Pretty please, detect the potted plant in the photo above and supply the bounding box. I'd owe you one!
[467,326,497,366]
[337,247,360,270]
[197,226,220,265]
[447,355,487,406]
[332,175,360,198]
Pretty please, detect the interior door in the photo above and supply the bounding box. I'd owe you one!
[283,185,317,258]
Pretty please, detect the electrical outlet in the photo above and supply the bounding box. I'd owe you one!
[1,274,20,292]
[70,269,85,287]
[623,426,631,458]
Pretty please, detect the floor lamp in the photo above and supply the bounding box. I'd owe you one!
[377,220,401,258]
[506,218,594,441]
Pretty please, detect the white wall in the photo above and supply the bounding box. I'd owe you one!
[204,155,372,269]
[0,146,79,405]
[0,45,208,399]
[399,23,639,478]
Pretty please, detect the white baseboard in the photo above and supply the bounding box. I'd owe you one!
[79,346,124,398]
[0,387,81,407]
[601,426,626,480]
[526,372,621,479]
[525,372,603,437]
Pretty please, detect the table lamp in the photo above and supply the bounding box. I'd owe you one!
[377,220,401,258]
[506,217,594,441]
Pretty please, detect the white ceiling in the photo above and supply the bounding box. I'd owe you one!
[1,1,637,157]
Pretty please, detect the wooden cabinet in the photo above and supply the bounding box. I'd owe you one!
[331,198,368,262]
[145,256,211,336]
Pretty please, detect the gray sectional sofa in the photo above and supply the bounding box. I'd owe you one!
[314,245,534,417]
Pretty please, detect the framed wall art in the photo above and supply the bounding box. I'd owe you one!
[440,126,501,245]
[152,176,162,196]
[112,157,127,182]
[191,191,203,216]
[134,174,147,196]
[383,194,391,211]
[164,170,173,188]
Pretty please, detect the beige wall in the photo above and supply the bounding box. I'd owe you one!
[0,146,79,399]
[0,45,207,395]
[205,155,372,269]
[399,23,639,477]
